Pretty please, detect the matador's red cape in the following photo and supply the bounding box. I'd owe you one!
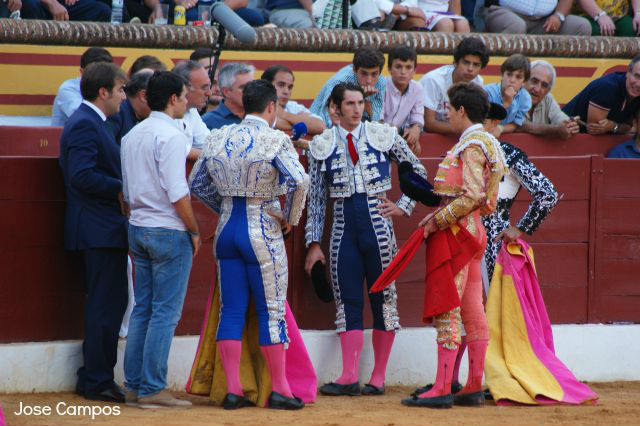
[370,225,482,322]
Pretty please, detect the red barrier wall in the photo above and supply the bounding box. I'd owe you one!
[1,130,639,343]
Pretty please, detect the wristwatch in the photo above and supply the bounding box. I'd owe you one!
[594,10,606,22]
[554,11,566,22]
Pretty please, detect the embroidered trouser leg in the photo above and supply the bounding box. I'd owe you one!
[329,193,400,333]
[435,214,489,348]
[215,197,289,346]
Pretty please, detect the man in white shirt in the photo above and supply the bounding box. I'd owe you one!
[419,37,488,134]
[172,60,213,160]
[121,71,201,409]
[261,65,327,136]
[51,47,113,126]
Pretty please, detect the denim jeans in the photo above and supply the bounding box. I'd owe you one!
[124,225,193,397]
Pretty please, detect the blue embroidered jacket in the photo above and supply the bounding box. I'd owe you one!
[305,121,427,246]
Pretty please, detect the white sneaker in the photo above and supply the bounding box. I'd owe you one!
[138,390,192,409]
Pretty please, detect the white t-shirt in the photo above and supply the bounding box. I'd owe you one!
[177,107,209,150]
[285,100,322,121]
[419,65,484,122]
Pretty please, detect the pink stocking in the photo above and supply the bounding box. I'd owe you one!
[418,343,459,398]
[452,336,467,384]
[368,329,395,388]
[460,339,488,394]
[261,344,293,398]
[217,340,243,395]
[335,330,363,384]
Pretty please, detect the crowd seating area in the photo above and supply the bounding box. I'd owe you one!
[2,0,640,37]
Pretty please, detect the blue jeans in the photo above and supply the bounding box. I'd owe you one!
[124,225,193,397]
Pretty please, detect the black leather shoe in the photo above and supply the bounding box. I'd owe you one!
[267,392,304,410]
[222,393,255,410]
[401,393,453,409]
[85,384,125,403]
[411,381,462,397]
[454,391,485,406]
[361,384,384,395]
[319,382,361,396]
[484,389,493,401]
[75,380,85,397]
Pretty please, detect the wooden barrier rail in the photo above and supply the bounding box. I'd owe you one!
[1,130,638,343]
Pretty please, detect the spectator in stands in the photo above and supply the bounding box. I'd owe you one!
[266,0,315,27]
[260,65,326,135]
[417,0,470,32]
[128,55,166,78]
[172,60,212,158]
[190,48,223,110]
[59,62,128,403]
[124,0,164,23]
[376,0,428,30]
[484,54,532,138]
[563,55,640,135]
[420,36,488,134]
[51,47,113,127]
[107,69,153,145]
[21,0,111,21]
[521,60,580,139]
[168,0,265,26]
[310,47,386,127]
[0,0,21,18]
[202,62,255,129]
[607,111,640,158]
[483,0,591,35]
[121,71,200,409]
[576,0,640,36]
[383,45,424,155]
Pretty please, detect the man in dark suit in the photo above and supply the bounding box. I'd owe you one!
[59,61,129,403]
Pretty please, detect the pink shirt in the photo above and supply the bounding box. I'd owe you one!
[383,77,425,130]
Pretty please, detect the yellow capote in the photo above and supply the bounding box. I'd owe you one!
[187,281,272,408]
[484,243,564,405]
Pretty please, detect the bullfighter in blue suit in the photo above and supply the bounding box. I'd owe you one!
[59,62,129,403]
[189,80,310,410]
[304,83,429,396]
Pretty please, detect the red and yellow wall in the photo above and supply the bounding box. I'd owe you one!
[0,44,630,116]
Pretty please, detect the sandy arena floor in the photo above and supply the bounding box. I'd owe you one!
[2,382,639,426]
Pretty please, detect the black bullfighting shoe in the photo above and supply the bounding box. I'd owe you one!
[222,393,255,410]
[453,391,485,406]
[401,393,454,409]
[411,381,463,397]
[361,384,385,395]
[319,382,361,396]
[267,392,305,410]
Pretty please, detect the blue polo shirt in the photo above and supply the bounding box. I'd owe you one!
[607,139,640,158]
[484,83,532,126]
[202,101,243,130]
[563,72,640,127]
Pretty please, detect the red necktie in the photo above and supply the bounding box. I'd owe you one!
[347,133,359,165]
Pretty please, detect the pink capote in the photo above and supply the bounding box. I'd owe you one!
[485,240,598,405]
[282,301,318,403]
